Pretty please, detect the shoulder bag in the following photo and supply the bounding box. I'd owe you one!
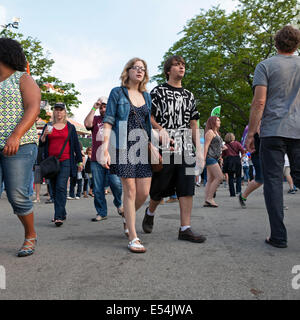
[40,125,72,179]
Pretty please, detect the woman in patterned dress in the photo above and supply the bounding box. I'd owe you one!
[0,38,41,257]
[101,58,153,253]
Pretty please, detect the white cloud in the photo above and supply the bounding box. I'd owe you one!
[46,37,123,123]
[0,5,7,28]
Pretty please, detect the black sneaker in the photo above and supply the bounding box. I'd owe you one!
[239,193,247,209]
[142,208,154,233]
[178,228,206,243]
[288,189,296,194]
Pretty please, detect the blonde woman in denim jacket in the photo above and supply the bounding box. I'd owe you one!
[101,58,152,253]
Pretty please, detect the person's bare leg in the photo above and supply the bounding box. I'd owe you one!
[149,198,161,213]
[17,212,37,251]
[286,174,294,190]
[121,178,137,241]
[205,164,223,205]
[179,196,193,227]
[35,183,41,201]
[242,180,263,199]
[135,177,151,211]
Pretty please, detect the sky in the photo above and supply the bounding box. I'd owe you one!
[0,0,238,124]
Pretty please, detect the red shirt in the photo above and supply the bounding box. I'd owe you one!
[222,141,245,158]
[48,125,71,161]
[90,116,104,162]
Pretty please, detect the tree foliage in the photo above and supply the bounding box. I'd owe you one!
[153,0,300,139]
[0,29,81,118]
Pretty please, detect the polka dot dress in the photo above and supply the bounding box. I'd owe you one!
[110,104,152,178]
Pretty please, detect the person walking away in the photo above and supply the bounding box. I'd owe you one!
[246,25,300,248]
[222,133,245,197]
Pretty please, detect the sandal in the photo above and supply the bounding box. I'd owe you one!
[17,237,37,257]
[128,237,146,253]
[203,201,218,208]
[55,220,63,227]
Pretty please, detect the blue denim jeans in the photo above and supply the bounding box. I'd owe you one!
[50,159,71,220]
[0,143,37,216]
[91,161,122,217]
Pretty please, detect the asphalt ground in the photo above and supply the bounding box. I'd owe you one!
[0,182,300,300]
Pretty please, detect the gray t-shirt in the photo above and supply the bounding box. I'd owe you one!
[253,54,300,139]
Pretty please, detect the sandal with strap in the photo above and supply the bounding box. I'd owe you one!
[128,237,146,253]
[17,237,37,257]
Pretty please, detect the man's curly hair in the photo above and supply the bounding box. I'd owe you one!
[0,38,26,71]
[275,25,300,53]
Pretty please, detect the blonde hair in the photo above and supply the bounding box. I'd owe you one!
[120,57,149,92]
[52,109,67,124]
[224,133,235,144]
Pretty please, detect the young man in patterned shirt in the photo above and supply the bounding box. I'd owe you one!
[142,55,206,243]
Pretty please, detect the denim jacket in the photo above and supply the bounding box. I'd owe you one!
[103,86,152,149]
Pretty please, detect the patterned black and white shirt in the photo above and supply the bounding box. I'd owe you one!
[151,82,199,154]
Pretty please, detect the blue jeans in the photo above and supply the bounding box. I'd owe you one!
[243,166,250,181]
[91,161,122,217]
[0,144,37,216]
[50,159,71,220]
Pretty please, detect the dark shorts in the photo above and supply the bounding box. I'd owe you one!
[150,160,195,201]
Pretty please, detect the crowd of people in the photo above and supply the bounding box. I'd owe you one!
[1,24,300,257]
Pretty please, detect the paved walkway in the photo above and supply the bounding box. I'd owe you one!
[0,183,300,300]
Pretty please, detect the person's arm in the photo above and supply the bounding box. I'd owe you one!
[203,130,214,161]
[72,125,83,170]
[3,74,41,156]
[190,119,204,169]
[84,102,99,129]
[101,122,113,169]
[245,86,267,153]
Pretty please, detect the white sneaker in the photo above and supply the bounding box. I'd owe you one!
[67,197,75,200]
[75,197,80,200]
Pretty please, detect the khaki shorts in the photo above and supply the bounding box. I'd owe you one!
[283,166,290,177]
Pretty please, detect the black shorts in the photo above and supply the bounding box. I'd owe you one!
[150,159,195,201]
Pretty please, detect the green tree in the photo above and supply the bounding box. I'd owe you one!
[153,0,300,139]
[0,29,81,118]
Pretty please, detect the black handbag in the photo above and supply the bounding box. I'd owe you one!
[40,126,71,179]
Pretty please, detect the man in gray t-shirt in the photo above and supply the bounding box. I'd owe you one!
[246,25,300,249]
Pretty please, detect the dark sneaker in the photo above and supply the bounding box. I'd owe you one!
[142,208,154,233]
[178,228,206,243]
[288,189,296,194]
[239,193,247,209]
[265,238,287,248]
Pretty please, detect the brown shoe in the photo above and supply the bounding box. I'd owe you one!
[178,228,206,243]
[142,208,154,233]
